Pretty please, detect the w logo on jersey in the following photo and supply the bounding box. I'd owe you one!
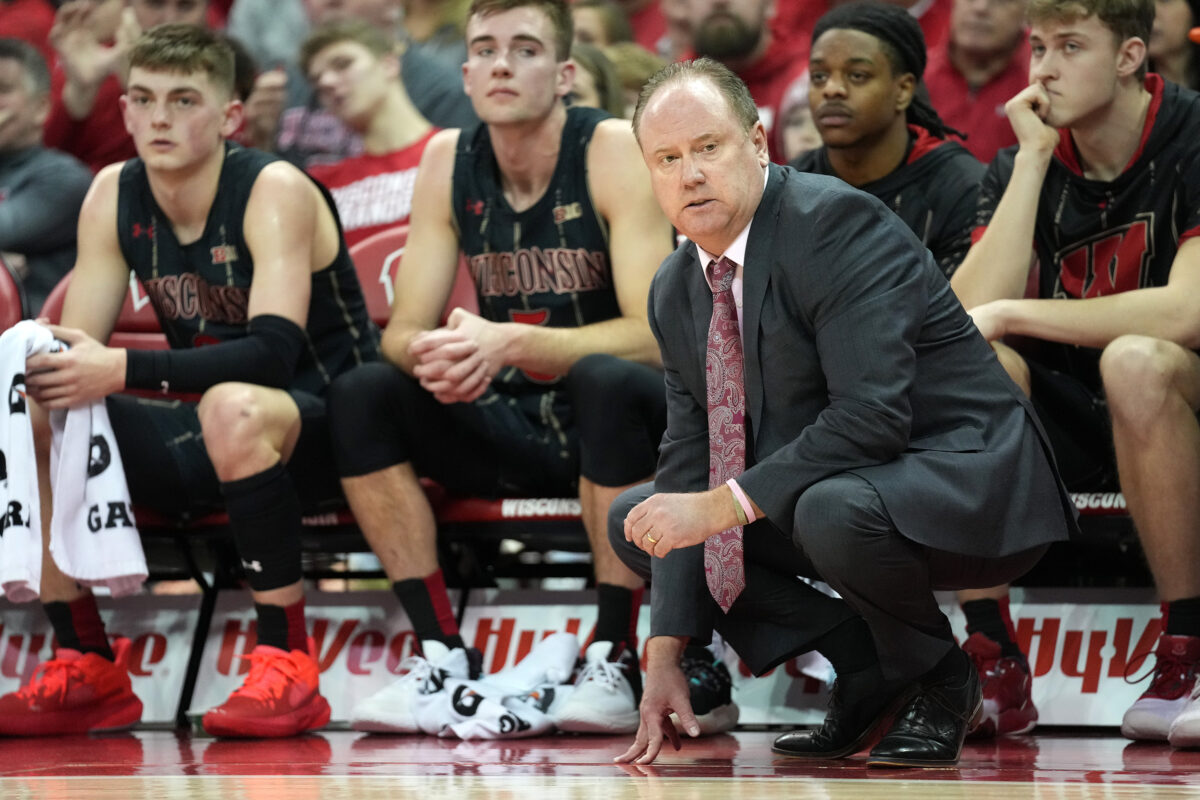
[509,308,556,383]
[1055,217,1153,299]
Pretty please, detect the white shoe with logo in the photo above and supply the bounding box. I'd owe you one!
[552,641,641,734]
[350,640,476,734]
[1169,676,1200,748]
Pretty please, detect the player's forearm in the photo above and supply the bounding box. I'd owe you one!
[380,321,424,374]
[952,151,1052,309]
[646,636,688,672]
[999,289,1200,351]
[60,77,105,121]
[499,316,662,374]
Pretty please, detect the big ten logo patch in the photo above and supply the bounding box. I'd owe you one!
[552,203,582,224]
[210,245,239,266]
[1055,217,1152,299]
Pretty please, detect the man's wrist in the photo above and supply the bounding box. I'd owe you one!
[1014,146,1054,173]
[726,479,755,525]
[994,298,1025,339]
[494,319,523,364]
[646,635,688,671]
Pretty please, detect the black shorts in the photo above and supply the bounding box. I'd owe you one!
[105,390,344,517]
[1025,360,1118,492]
[329,362,579,497]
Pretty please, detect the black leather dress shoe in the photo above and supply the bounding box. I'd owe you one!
[867,653,984,768]
[772,667,917,759]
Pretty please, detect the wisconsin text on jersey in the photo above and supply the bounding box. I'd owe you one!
[143,274,248,325]
[468,247,611,297]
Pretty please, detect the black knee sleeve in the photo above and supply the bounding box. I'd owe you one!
[221,462,303,592]
[568,354,666,486]
[328,361,421,477]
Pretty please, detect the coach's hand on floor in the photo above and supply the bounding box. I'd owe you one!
[616,637,700,765]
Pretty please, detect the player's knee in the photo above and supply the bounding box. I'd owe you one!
[992,343,1031,396]
[329,362,415,432]
[568,353,625,391]
[793,475,880,572]
[1101,335,1183,422]
[197,383,271,459]
[607,482,653,575]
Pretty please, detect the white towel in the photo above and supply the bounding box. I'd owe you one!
[0,320,146,600]
[48,399,147,597]
[416,632,580,740]
[0,321,55,601]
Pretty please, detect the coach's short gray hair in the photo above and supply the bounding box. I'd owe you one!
[631,57,759,144]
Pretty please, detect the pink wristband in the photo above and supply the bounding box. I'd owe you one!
[726,478,757,524]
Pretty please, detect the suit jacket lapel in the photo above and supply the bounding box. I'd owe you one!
[741,165,785,450]
[684,249,710,394]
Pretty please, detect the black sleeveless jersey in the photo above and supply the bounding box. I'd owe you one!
[976,76,1200,390]
[451,106,620,401]
[116,143,379,397]
[791,126,984,279]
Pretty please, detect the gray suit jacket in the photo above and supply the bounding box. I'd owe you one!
[647,164,1077,655]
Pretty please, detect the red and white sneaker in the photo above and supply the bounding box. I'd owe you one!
[202,644,331,738]
[1122,634,1200,741]
[963,632,1038,738]
[0,638,143,736]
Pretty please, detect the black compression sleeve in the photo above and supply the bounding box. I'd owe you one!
[124,314,307,393]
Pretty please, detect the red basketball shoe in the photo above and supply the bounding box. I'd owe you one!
[0,638,143,736]
[963,632,1038,737]
[202,644,331,738]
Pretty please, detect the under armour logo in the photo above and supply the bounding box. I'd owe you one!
[88,435,112,478]
[132,222,155,239]
[465,199,484,216]
[241,559,263,573]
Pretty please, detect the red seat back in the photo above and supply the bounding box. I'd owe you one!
[348,225,478,328]
[0,255,26,332]
[39,271,169,350]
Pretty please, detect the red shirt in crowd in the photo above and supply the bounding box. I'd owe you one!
[44,69,136,175]
[307,129,438,248]
[740,36,809,162]
[628,0,668,55]
[0,0,55,65]
[912,0,952,53]
[925,37,1030,164]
